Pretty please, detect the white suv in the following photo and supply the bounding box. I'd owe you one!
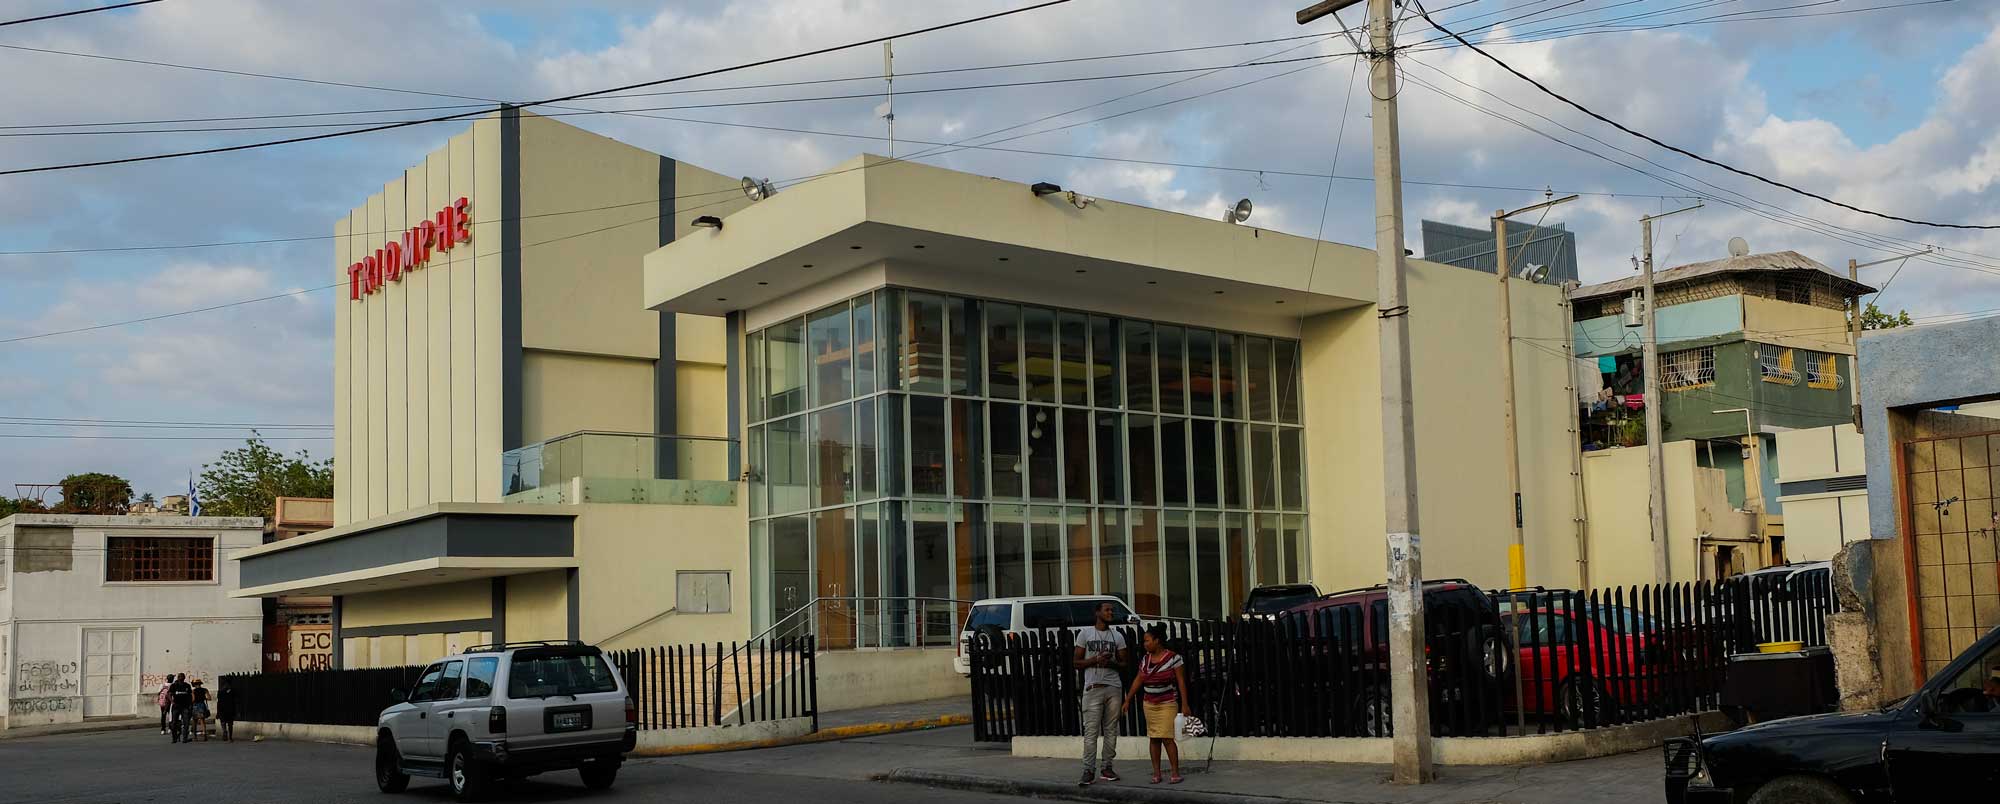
[375,641,637,801]
[955,595,1142,675]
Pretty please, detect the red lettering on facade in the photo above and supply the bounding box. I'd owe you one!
[348,201,471,301]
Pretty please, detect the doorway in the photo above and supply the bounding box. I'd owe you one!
[81,628,140,718]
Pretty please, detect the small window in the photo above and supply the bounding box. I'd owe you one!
[105,536,214,582]
[1774,275,1812,304]
[1023,601,1071,629]
[436,660,464,701]
[1806,352,1840,390]
[1662,346,1715,390]
[1758,344,1798,384]
[676,571,731,614]
[409,663,445,702]
[465,657,499,699]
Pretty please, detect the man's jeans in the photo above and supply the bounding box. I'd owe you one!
[1080,685,1120,775]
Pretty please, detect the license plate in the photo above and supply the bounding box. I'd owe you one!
[553,712,586,731]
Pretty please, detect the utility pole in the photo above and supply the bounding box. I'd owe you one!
[1493,194,1576,590]
[1639,203,1702,584]
[1298,0,1430,783]
[1845,248,1929,433]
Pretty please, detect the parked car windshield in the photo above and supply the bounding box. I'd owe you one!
[1246,587,1318,614]
[1591,606,1656,635]
[508,650,619,698]
[964,604,1011,631]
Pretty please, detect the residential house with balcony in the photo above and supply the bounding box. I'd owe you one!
[1570,249,1874,564]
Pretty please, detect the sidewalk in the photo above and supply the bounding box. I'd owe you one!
[653,724,1664,804]
[631,696,971,756]
[0,716,157,742]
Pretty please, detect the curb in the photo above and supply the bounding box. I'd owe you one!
[632,713,970,757]
[880,768,1336,804]
[0,718,158,742]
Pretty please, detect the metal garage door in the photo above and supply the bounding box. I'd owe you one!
[81,628,139,718]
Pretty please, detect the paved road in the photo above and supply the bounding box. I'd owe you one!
[0,728,1018,804]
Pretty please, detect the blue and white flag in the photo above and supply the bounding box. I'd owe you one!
[186,472,202,517]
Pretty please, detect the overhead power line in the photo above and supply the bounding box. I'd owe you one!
[1414,4,1998,231]
[0,415,329,427]
[0,0,160,28]
[0,0,1075,176]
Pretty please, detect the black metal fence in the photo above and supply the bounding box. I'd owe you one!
[223,665,424,727]
[222,636,820,732]
[608,636,818,731]
[969,576,1834,742]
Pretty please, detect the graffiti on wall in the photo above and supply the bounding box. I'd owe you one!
[8,697,74,715]
[14,660,78,696]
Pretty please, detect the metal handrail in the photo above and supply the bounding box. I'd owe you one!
[707,596,975,674]
[595,607,678,646]
[537,430,737,444]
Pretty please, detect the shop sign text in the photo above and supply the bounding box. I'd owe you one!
[347,198,471,300]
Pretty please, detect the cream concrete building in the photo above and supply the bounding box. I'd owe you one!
[235,112,754,668]
[237,122,1582,667]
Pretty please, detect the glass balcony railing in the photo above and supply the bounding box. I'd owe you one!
[501,431,738,506]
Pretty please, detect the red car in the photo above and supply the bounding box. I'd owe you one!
[1502,604,1682,726]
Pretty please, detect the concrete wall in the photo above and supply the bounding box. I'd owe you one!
[1863,316,2000,540]
[333,113,747,527]
[1302,261,1578,591]
[810,649,966,713]
[1580,442,1760,585]
[574,503,750,649]
[1776,424,1869,562]
[1574,295,1743,358]
[0,516,263,728]
[338,579,496,670]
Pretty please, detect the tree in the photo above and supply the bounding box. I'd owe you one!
[1861,302,1914,330]
[53,473,133,514]
[0,497,49,518]
[138,492,157,507]
[196,433,335,519]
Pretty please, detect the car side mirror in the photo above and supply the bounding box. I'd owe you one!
[1917,690,1963,732]
[1127,615,1143,625]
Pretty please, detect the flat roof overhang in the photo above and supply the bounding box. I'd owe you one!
[645,155,1381,333]
[232,503,577,598]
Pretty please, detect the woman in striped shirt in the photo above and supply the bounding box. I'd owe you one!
[1122,624,1189,784]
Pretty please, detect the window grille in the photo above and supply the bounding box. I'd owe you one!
[1662,346,1715,390]
[1758,344,1799,384]
[1806,352,1841,389]
[105,536,214,582]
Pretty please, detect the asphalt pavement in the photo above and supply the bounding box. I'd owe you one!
[0,727,1018,804]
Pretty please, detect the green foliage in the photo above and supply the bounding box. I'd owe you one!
[1860,302,1914,330]
[0,497,50,518]
[195,433,334,519]
[137,492,157,507]
[53,472,133,514]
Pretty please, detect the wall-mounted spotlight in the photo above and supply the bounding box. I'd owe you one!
[1031,181,1064,197]
[692,215,724,230]
[1065,191,1097,210]
[1222,198,1253,224]
[741,176,778,201]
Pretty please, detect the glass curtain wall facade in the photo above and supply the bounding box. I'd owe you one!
[747,288,1308,644]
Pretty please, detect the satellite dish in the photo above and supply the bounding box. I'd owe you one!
[1223,198,1253,224]
[1727,237,1750,257]
[741,176,776,202]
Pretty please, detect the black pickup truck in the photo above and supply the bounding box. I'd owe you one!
[1666,624,2000,803]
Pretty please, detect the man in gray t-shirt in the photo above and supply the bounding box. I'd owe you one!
[1072,601,1129,786]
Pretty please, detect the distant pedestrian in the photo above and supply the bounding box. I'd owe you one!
[190,680,211,741]
[1072,600,1129,787]
[1123,624,1188,785]
[215,680,237,742]
[168,673,194,744]
[156,679,173,734]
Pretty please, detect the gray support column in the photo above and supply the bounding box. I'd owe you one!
[726,311,743,474]
[492,577,508,646]
[567,568,581,642]
[331,596,344,669]
[500,105,524,454]
[655,156,681,479]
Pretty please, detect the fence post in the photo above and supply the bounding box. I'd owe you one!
[806,634,819,733]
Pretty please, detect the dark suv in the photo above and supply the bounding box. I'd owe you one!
[1284,580,1512,735]
[1242,584,1321,618]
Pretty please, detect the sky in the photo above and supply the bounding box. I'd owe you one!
[1,0,1997,501]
